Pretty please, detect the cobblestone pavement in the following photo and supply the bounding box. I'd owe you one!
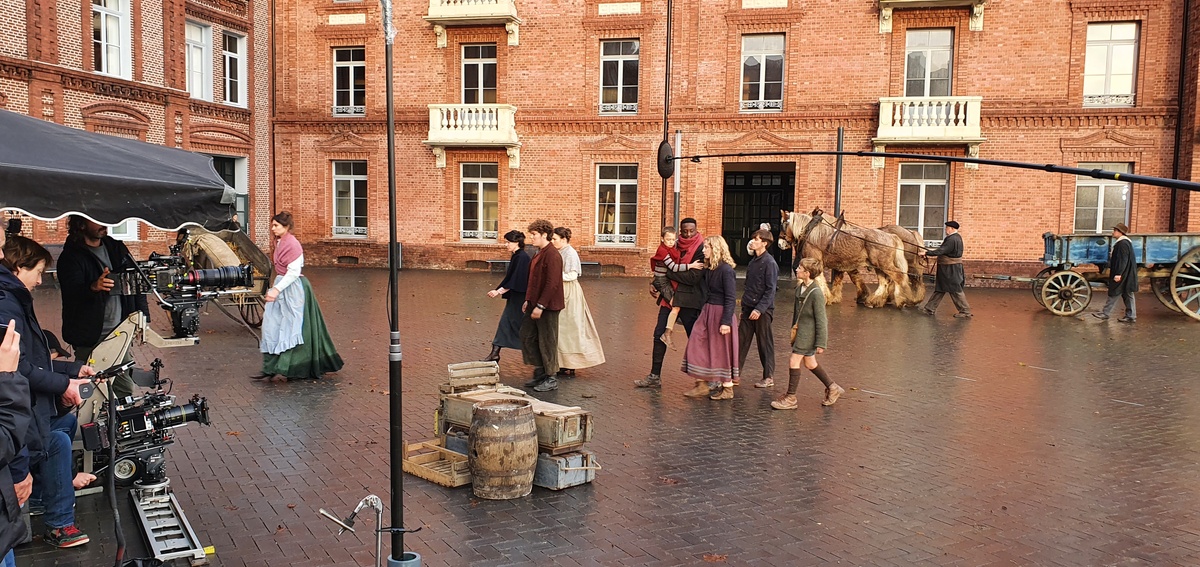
[16,268,1200,566]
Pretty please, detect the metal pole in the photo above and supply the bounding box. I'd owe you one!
[834,127,843,216]
[673,129,681,226]
[377,2,413,564]
[661,0,673,228]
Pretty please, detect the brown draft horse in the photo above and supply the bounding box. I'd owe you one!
[778,209,926,308]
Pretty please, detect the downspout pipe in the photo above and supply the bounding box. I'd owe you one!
[1170,0,1191,231]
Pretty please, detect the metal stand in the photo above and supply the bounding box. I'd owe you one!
[320,495,422,567]
[130,478,207,565]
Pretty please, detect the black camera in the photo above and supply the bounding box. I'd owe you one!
[114,243,254,338]
[81,360,211,486]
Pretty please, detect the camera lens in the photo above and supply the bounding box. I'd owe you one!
[185,264,254,289]
[152,398,210,428]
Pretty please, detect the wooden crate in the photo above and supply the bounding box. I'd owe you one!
[440,391,592,455]
[533,450,599,491]
[439,361,501,395]
[401,438,471,488]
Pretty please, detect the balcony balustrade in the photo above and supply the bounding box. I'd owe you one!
[424,104,521,168]
[872,96,984,169]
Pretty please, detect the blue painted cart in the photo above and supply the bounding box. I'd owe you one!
[1033,232,1200,320]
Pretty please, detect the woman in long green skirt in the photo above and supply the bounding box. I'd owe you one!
[252,211,343,380]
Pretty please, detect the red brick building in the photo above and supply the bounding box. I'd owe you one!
[1,0,272,254]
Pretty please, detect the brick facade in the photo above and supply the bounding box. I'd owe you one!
[269,0,1200,279]
[1,0,271,259]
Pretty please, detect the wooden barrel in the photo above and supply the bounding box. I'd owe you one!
[468,399,538,499]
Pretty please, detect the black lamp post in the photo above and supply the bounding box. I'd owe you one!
[378,0,420,565]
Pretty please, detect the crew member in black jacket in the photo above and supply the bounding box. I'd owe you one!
[0,317,32,566]
[56,216,149,398]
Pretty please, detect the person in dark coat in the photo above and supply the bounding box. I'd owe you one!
[635,218,706,389]
[0,234,94,548]
[520,220,565,392]
[920,221,972,318]
[484,230,532,362]
[56,215,149,398]
[1093,223,1138,322]
[0,316,33,565]
[739,228,779,389]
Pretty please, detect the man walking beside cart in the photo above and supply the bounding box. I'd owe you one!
[1092,223,1137,323]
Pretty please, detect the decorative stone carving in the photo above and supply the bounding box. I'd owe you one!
[965,143,979,170]
[872,143,887,169]
[505,22,519,46]
[506,146,520,168]
[431,146,446,168]
[879,7,893,33]
[434,25,447,48]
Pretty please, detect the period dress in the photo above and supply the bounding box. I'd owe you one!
[260,232,344,379]
[681,263,740,384]
[491,248,532,350]
[556,244,606,369]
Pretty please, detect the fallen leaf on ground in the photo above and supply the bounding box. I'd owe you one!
[224,505,239,511]
[703,554,728,562]
[227,431,242,436]
[660,477,681,485]
[287,504,296,509]
[275,525,286,534]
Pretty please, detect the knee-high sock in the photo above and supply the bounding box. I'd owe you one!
[810,364,832,388]
[787,368,803,395]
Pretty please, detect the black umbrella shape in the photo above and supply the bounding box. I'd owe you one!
[0,108,235,231]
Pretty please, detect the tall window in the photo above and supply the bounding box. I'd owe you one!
[463,44,497,104]
[211,156,248,233]
[185,22,213,101]
[600,40,639,114]
[222,33,245,106]
[1074,163,1131,233]
[109,220,138,241]
[596,164,637,244]
[1084,22,1138,106]
[905,29,953,97]
[461,163,499,240]
[333,161,368,237]
[333,48,366,116]
[897,163,949,243]
[92,0,130,78]
[740,34,784,112]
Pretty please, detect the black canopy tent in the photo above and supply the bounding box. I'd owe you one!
[0,108,236,231]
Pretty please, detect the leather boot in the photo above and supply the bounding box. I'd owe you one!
[483,345,501,362]
[683,380,711,398]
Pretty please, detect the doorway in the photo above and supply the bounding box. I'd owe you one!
[722,166,795,268]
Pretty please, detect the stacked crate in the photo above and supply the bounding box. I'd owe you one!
[436,361,599,490]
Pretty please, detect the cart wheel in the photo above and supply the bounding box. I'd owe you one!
[1040,270,1092,316]
[1170,246,1200,321]
[240,297,265,328]
[1151,277,1182,313]
[1032,267,1055,307]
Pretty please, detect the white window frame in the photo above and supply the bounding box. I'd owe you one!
[1074,163,1131,234]
[600,39,639,114]
[92,0,132,79]
[897,163,950,246]
[596,164,638,245]
[462,44,498,105]
[904,28,954,97]
[333,47,366,116]
[332,161,368,237]
[222,32,246,107]
[1084,22,1138,107]
[185,22,213,101]
[739,34,785,113]
[460,163,499,240]
[109,220,138,241]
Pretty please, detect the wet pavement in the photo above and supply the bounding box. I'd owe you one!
[15,268,1200,566]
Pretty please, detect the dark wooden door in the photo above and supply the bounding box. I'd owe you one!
[722,172,794,268]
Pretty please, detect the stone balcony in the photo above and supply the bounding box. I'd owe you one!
[425,0,522,46]
[872,96,984,168]
[423,104,521,168]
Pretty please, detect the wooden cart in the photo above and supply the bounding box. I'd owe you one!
[1030,231,1200,320]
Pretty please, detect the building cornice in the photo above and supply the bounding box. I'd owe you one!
[190,99,252,122]
[185,1,251,32]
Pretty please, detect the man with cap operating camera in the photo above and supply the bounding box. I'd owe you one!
[919,221,973,318]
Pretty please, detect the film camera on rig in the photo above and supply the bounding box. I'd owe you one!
[81,359,211,486]
[110,230,256,341]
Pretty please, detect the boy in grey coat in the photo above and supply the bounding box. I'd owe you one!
[772,257,844,409]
